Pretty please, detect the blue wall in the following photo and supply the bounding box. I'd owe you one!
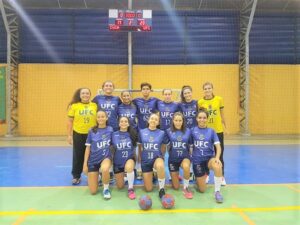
[0,12,7,63]
[0,9,299,64]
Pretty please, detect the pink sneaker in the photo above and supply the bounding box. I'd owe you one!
[128,189,136,200]
[182,188,193,199]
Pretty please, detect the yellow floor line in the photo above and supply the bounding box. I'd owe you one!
[0,206,299,217]
[232,205,256,225]
[285,184,300,193]
[11,209,35,225]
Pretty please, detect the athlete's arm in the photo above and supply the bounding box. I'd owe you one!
[67,117,74,145]
[220,108,227,134]
[83,145,91,175]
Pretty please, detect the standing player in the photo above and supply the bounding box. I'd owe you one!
[133,82,159,179]
[198,82,227,185]
[133,82,158,130]
[67,88,97,185]
[83,110,113,199]
[157,89,179,181]
[139,113,169,199]
[92,80,121,131]
[157,89,179,131]
[111,116,138,200]
[178,85,198,180]
[191,109,224,203]
[117,91,138,131]
[166,112,193,199]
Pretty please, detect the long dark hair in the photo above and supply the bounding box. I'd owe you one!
[197,108,209,119]
[171,112,186,133]
[180,85,192,103]
[119,116,138,147]
[92,110,108,133]
[67,87,91,108]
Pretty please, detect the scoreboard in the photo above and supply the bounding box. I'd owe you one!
[108,9,152,32]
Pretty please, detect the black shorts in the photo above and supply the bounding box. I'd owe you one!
[168,158,190,172]
[113,157,136,174]
[193,159,211,177]
[88,157,111,172]
[141,157,162,173]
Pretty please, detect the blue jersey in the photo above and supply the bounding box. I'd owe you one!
[157,101,179,130]
[166,128,192,163]
[117,103,137,130]
[178,100,198,128]
[111,131,135,168]
[133,97,158,130]
[92,95,121,130]
[191,127,220,163]
[86,126,114,165]
[138,128,168,164]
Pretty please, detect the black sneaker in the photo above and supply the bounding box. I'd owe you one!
[159,188,166,199]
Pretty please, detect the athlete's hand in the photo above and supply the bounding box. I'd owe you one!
[67,135,73,145]
[214,158,222,166]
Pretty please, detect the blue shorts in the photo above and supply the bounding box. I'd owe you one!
[141,157,162,173]
[168,158,190,172]
[193,159,211,177]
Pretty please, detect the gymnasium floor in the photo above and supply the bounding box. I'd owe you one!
[0,136,299,225]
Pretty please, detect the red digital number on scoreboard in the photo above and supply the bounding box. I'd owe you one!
[115,19,123,26]
[125,12,136,18]
[137,19,145,26]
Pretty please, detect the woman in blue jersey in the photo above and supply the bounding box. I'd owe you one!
[139,113,168,199]
[191,109,224,203]
[83,110,114,200]
[112,116,138,200]
[166,112,193,199]
[117,91,138,131]
[92,80,121,131]
[179,85,198,129]
[157,89,179,131]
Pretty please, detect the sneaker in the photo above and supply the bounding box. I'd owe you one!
[72,178,81,185]
[128,189,136,200]
[215,191,223,203]
[159,188,166,199]
[221,177,226,186]
[182,188,193,199]
[206,175,210,184]
[103,189,111,200]
[136,170,143,180]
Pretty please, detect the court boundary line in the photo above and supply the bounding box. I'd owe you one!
[0,206,299,217]
[232,205,256,225]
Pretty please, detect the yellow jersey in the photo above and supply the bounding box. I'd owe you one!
[68,102,97,134]
[198,96,224,133]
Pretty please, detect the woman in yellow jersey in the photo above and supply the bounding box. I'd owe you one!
[67,88,97,185]
[198,82,227,185]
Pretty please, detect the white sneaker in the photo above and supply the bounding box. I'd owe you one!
[221,177,226,186]
[103,189,111,200]
[206,175,210,184]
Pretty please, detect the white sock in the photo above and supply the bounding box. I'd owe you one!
[190,163,193,173]
[214,176,222,192]
[158,178,165,189]
[103,183,109,191]
[127,171,135,189]
[183,179,189,189]
[109,166,113,173]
